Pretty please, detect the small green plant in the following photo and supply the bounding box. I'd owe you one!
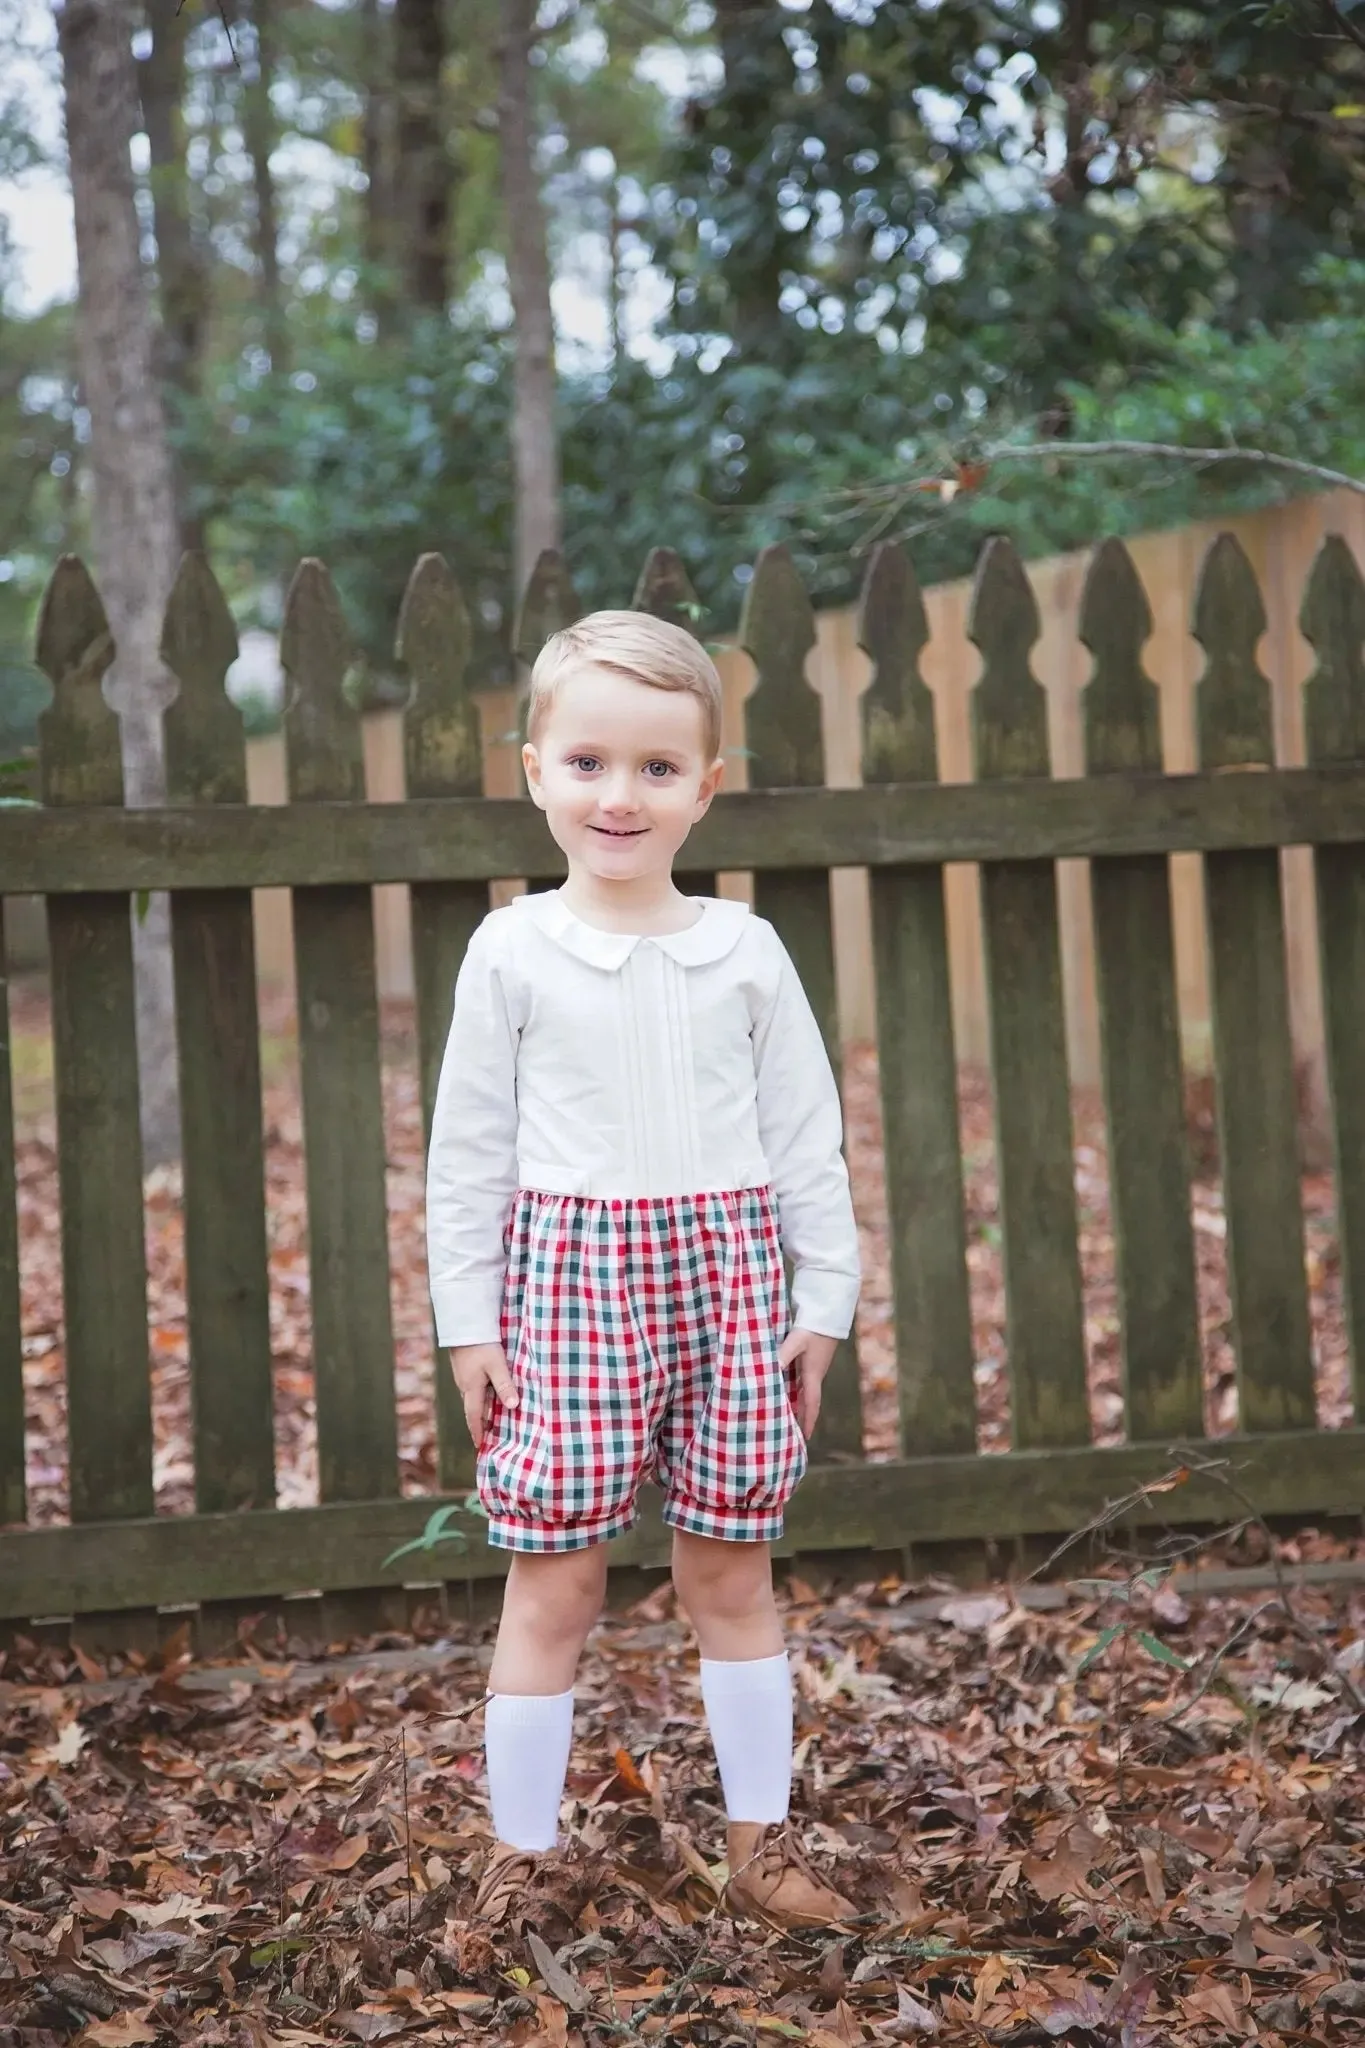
[0,752,37,807]
[1073,1567,1192,1679]
[382,1492,487,1571]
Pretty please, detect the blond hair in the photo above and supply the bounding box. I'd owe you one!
[527,610,724,762]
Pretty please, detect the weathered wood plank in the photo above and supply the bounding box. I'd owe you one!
[0,932,22,1527]
[2,1427,1360,1618]
[1302,535,1365,1418]
[514,549,582,668]
[398,553,487,1491]
[1081,540,1203,1440]
[1195,535,1315,1433]
[970,538,1089,1451]
[7,765,1365,892]
[162,554,275,1513]
[633,547,718,900]
[632,546,704,636]
[282,560,398,1502]
[858,542,973,1456]
[741,543,861,1461]
[35,557,152,1523]
[513,549,582,892]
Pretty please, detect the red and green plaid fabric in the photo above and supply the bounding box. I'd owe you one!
[479,1185,807,1552]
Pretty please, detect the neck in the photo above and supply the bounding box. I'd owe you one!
[558,869,699,934]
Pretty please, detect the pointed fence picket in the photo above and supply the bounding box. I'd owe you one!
[1301,538,1365,1422]
[856,542,973,1459]
[162,554,276,1515]
[35,559,152,1527]
[0,906,20,1528]
[1080,539,1203,1442]
[634,545,718,902]
[969,538,1089,1451]
[513,548,580,896]
[281,562,399,1507]
[740,543,862,1461]
[1195,537,1315,1433]
[4,526,1365,1643]
[398,553,488,1492]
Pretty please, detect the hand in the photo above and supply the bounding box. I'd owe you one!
[777,1327,838,1441]
[449,1342,517,1446]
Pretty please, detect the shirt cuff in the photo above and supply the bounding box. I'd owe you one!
[790,1266,861,1342]
[430,1278,505,1350]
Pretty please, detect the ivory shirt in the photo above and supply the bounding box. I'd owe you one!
[425,888,861,1350]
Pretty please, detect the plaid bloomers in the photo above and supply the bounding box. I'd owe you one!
[478,1185,808,1552]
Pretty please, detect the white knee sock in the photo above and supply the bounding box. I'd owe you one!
[700,1652,793,1825]
[484,1690,574,1851]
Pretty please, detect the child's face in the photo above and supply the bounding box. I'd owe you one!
[523,665,724,890]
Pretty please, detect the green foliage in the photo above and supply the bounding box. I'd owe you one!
[180,300,516,679]
[662,0,1365,411]
[381,1495,488,1570]
[234,689,284,738]
[11,0,1365,679]
[178,253,1365,662]
[0,647,49,736]
[0,296,80,697]
[716,257,1365,591]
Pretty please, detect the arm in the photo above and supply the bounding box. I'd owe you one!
[752,931,861,1344]
[425,920,520,1351]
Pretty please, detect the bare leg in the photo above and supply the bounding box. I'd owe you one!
[489,1545,610,1694]
[670,1529,851,1928]
[670,1529,783,1660]
[476,1546,610,1874]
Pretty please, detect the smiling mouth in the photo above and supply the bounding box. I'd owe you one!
[591,825,646,838]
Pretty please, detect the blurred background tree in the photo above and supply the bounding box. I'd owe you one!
[3,0,1365,713]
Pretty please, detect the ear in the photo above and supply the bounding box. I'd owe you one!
[693,754,726,818]
[522,740,546,807]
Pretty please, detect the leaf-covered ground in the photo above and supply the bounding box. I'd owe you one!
[5,981,1364,2043]
[2,1561,1363,2047]
[11,984,1353,1524]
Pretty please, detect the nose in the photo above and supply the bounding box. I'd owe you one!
[597,774,638,813]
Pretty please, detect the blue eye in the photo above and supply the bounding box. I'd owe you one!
[645,761,676,779]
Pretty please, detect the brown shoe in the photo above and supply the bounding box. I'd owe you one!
[724,1822,856,1931]
[472,1841,539,1926]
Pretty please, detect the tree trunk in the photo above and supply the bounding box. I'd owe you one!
[708,0,779,360]
[238,0,287,371]
[607,172,624,370]
[392,0,451,313]
[57,0,182,1168]
[361,0,397,313]
[498,0,561,605]
[138,0,208,548]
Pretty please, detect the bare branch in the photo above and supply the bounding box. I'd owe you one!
[987,438,1365,499]
[701,436,1365,534]
[1176,1447,1365,1717]
[1323,0,1365,57]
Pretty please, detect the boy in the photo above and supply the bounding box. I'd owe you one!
[425,611,861,1929]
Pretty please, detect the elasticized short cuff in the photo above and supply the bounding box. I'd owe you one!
[662,1498,789,1545]
[484,1503,639,1553]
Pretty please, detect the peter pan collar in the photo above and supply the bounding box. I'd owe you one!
[514,887,750,970]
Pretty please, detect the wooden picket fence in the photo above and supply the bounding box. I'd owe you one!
[2,527,1364,1643]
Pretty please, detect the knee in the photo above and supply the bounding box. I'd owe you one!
[507,1550,606,1648]
[671,1534,770,1629]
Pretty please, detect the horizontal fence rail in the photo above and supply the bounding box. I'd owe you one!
[4,1431,1364,1623]
[2,529,1364,1637]
[5,767,1365,893]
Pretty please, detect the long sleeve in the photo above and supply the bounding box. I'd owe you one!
[752,932,861,1340]
[425,923,521,1348]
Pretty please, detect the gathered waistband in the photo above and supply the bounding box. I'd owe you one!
[515,1166,771,1204]
[515,1163,773,1204]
